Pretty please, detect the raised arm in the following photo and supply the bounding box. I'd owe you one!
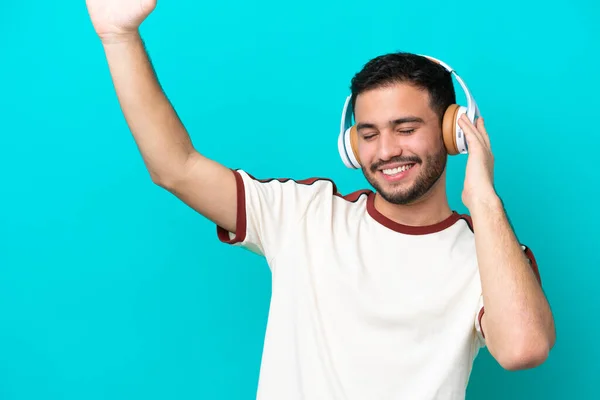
[86,0,237,232]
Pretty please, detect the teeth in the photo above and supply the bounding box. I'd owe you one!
[382,164,413,175]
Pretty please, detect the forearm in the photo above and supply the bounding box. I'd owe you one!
[471,196,555,365]
[102,32,194,182]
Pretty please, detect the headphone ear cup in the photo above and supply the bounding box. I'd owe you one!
[349,125,361,167]
[338,125,361,169]
[442,104,461,155]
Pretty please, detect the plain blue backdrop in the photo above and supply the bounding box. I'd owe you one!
[1,0,598,399]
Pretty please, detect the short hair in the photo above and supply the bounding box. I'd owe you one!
[350,52,456,122]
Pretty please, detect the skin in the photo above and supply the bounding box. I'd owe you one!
[354,83,452,227]
[86,0,555,373]
[354,82,556,370]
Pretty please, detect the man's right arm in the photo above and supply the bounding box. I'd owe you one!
[102,33,237,233]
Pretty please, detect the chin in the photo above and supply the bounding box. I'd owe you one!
[364,172,419,205]
[363,162,445,206]
[379,185,423,205]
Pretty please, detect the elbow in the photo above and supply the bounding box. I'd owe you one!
[150,171,171,189]
[147,166,182,192]
[498,344,550,371]
[149,151,197,190]
[149,170,164,186]
[151,172,180,191]
[494,334,554,371]
[148,160,191,190]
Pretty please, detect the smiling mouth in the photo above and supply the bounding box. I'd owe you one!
[381,164,415,176]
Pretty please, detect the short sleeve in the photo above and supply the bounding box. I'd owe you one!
[216,169,336,261]
[475,244,541,344]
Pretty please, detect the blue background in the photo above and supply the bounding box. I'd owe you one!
[1,0,598,398]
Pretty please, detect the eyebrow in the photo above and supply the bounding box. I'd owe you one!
[356,117,425,131]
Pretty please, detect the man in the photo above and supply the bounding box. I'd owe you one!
[86,0,555,398]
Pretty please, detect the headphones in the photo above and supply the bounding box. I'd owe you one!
[338,55,481,169]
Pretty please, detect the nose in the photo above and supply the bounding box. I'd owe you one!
[376,130,403,161]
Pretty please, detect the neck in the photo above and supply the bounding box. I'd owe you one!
[373,176,453,227]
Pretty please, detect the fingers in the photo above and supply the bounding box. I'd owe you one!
[459,114,491,151]
[476,117,491,149]
[458,114,484,150]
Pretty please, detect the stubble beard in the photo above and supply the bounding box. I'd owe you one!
[363,144,447,205]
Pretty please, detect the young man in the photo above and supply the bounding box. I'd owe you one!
[86,0,555,398]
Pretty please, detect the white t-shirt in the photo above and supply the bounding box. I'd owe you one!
[216,169,540,400]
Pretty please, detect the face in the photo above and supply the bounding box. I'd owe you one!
[354,82,447,205]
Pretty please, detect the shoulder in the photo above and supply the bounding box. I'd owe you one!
[454,213,474,232]
[233,168,335,194]
[453,211,541,282]
[232,168,372,204]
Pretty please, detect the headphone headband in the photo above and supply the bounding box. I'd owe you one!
[419,55,480,120]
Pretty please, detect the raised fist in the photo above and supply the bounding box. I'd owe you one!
[86,0,157,42]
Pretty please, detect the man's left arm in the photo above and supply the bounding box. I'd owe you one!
[458,114,556,371]
[472,197,555,370]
